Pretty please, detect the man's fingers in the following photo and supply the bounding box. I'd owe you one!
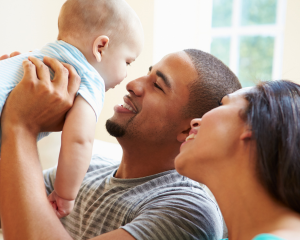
[61,62,81,98]
[10,51,21,57]
[0,54,9,60]
[28,56,50,82]
[43,56,69,87]
[21,59,38,83]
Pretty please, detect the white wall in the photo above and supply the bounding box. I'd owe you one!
[282,0,300,83]
[153,0,212,63]
[0,0,65,54]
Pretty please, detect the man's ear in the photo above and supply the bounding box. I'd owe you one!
[177,126,191,143]
[93,35,109,62]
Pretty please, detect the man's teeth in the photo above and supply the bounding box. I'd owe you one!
[123,103,136,113]
[185,133,195,141]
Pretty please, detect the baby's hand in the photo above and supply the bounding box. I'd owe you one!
[48,190,75,218]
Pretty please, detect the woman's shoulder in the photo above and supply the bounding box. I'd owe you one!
[221,234,285,240]
[252,234,285,240]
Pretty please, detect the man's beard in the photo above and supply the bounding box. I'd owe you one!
[106,119,126,137]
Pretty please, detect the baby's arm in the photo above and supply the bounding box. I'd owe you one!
[50,95,96,217]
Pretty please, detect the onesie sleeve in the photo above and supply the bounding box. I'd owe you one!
[76,71,105,122]
[120,188,223,240]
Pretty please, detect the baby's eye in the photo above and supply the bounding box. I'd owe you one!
[218,100,223,106]
[126,62,131,66]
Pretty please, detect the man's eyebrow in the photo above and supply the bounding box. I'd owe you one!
[156,70,171,89]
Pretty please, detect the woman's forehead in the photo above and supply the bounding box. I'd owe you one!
[230,86,254,97]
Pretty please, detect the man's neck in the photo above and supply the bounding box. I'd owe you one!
[114,140,180,179]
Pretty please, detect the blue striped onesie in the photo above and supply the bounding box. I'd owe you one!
[0,40,105,146]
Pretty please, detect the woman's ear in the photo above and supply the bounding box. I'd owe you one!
[240,129,252,140]
[177,126,191,143]
[93,35,109,62]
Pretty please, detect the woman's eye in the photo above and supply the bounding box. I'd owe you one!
[154,82,164,92]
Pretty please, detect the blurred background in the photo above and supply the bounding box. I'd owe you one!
[0,0,299,169]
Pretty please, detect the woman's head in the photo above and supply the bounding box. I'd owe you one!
[244,80,300,213]
[175,80,300,213]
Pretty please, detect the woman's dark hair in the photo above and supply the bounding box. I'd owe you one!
[244,80,300,213]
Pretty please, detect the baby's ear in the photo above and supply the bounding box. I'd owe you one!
[93,35,109,62]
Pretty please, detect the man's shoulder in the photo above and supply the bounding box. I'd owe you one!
[137,170,216,205]
[87,153,120,172]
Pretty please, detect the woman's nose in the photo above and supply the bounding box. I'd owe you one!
[126,77,144,97]
[190,118,201,128]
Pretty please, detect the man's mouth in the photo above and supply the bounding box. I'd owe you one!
[121,102,137,113]
[122,96,138,113]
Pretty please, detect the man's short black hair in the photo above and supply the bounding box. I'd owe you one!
[182,49,242,119]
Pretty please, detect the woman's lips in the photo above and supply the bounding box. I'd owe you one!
[180,133,195,150]
[185,133,195,141]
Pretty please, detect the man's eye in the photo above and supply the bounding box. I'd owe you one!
[154,82,164,92]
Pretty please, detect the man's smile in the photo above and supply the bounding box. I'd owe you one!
[113,95,138,114]
[123,95,138,113]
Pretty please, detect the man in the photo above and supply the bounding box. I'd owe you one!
[0,49,241,239]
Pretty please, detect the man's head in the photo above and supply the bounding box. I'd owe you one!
[106,50,241,157]
[58,0,144,90]
[182,49,242,119]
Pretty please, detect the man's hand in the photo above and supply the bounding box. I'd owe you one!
[1,56,80,138]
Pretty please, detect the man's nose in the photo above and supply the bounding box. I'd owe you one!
[126,76,145,97]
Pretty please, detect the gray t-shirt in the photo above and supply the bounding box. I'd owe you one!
[43,154,223,240]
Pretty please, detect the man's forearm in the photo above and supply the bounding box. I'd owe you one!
[0,126,72,239]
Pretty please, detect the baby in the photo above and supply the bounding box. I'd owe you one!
[0,0,143,217]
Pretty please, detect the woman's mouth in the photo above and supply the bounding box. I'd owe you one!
[180,133,196,149]
[185,133,195,142]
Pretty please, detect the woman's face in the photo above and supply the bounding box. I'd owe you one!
[175,88,252,183]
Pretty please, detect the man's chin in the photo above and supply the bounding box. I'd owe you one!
[105,119,126,137]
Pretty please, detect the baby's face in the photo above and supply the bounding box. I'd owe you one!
[98,36,143,91]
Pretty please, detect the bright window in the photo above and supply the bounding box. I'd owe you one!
[210,0,286,87]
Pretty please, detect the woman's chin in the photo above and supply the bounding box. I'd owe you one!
[174,151,188,175]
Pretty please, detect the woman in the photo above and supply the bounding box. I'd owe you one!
[175,80,300,240]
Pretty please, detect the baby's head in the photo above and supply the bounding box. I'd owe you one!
[58,0,144,91]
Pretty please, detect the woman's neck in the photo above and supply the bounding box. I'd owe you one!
[208,156,294,240]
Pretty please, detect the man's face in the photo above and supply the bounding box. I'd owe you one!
[106,51,198,146]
